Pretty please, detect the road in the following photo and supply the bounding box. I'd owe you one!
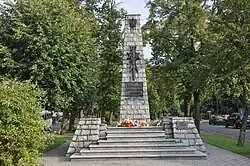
[201,121,250,141]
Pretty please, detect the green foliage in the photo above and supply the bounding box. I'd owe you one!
[0,0,100,114]
[0,78,49,166]
[82,0,125,119]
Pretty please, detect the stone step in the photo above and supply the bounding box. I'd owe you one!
[106,135,166,141]
[80,148,196,156]
[89,144,192,151]
[107,126,164,132]
[97,139,185,146]
[107,130,166,136]
[70,151,207,160]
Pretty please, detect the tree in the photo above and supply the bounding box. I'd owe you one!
[0,78,49,166]
[81,0,125,123]
[144,0,209,131]
[0,0,100,131]
[205,0,250,146]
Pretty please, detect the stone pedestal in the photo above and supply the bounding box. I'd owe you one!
[120,14,150,122]
[163,117,207,152]
[66,118,102,156]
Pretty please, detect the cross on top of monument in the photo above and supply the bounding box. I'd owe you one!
[127,46,140,81]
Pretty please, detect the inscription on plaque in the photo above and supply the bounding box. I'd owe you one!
[176,121,189,130]
[124,82,143,97]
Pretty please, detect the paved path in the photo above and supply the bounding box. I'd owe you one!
[42,142,250,166]
[201,121,250,140]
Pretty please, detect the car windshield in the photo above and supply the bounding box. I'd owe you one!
[215,116,224,119]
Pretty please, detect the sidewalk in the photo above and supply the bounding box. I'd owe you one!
[42,142,249,166]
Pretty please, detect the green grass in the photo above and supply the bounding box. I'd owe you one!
[201,132,250,158]
[44,133,73,153]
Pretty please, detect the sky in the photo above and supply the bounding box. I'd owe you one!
[117,0,152,59]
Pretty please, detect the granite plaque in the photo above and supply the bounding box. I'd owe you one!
[124,82,143,97]
[176,121,188,130]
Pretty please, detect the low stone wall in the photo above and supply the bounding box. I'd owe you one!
[171,117,206,152]
[66,118,102,156]
[99,119,107,140]
[162,118,173,138]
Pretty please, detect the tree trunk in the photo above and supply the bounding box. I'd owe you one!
[216,95,219,115]
[60,110,68,135]
[193,90,201,133]
[69,109,77,132]
[109,110,113,125]
[184,93,191,117]
[237,84,249,146]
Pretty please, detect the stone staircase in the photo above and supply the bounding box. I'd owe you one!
[70,126,207,160]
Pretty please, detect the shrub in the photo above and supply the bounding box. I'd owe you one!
[0,79,48,166]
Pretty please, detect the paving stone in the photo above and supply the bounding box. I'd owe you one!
[43,143,250,166]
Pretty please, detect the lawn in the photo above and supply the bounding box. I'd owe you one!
[44,133,73,152]
[201,132,250,158]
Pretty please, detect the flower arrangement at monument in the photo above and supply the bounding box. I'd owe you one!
[116,119,149,127]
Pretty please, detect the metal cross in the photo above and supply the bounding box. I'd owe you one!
[129,18,137,29]
[127,46,140,81]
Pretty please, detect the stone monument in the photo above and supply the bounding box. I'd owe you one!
[120,14,150,122]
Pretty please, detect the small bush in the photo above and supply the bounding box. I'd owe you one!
[0,79,49,166]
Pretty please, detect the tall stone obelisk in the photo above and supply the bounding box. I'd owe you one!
[120,14,150,122]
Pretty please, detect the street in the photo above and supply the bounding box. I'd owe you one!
[201,121,250,141]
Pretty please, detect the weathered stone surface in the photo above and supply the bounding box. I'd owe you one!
[89,125,99,130]
[75,129,81,135]
[66,118,104,156]
[88,135,98,141]
[176,121,189,130]
[81,130,90,136]
[90,129,99,135]
[167,117,207,153]
[120,14,150,122]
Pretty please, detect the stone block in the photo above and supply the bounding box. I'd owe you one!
[188,123,196,128]
[67,147,75,154]
[88,135,99,141]
[72,135,77,141]
[181,139,189,144]
[75,129,81,135]
[78,120,86,125]
[77,136,87,141]
[90,129,99,135]
[69,141,77,148]
[195,139,203,145]
[185,134,196,139]
[173,129,181,134]
[81,130,90,136]
[99,131,106,138]
[76,125,81,130]
[195,134,201,139]
[188,139,195,145]
[85,120,92,125]
[81,125,89,130]
[174,134,185,139]
[89,125,99,130]
[199,145,207,152]
[83,141,92,147]
[99,124,107,131]
[192,128,199,134]
[77,141,84,148]
[165,129,172,135]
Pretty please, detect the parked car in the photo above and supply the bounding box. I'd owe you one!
[41,110,53,131]
[225,113,250,129]
[209,116,225,125]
